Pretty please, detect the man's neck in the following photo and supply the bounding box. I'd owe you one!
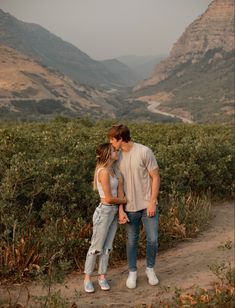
[121,141,134,152]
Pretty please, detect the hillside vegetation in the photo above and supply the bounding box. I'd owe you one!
[0,120,234,281]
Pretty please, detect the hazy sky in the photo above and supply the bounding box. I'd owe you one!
[0,0,212,60]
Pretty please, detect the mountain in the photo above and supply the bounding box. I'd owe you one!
[0,45,179,123]
[118,55,164,79]
[101,58,140,87]
[0,9,130,88]
[0,45,118,120]
[134,0,234,123]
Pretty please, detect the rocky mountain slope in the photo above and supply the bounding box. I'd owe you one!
[0,45,118,120]
[0,9,135,88]
[134,0,234,123]
[0,45,176,122]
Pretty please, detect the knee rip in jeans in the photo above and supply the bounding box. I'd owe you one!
[88,248,112,255]
[89,249,102,255]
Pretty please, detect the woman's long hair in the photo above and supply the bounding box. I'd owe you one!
[93,143,112,191]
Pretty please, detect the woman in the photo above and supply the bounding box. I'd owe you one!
[84,143,126,293]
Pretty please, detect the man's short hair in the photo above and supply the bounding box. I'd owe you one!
[107,124,131,142]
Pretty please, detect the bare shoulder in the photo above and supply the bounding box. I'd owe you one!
[97,168,109,182]
[98,168,109,177]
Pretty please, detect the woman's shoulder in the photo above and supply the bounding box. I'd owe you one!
[97,167,109,177]
[96,167,109,184]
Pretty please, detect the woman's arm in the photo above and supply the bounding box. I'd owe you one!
[99,169,126,205]
[117,175,130,223]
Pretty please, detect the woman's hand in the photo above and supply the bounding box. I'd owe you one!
[118,208,129,224]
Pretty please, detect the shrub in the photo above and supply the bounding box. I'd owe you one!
[0,120,234,279]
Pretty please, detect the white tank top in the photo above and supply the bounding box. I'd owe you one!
[96,168,118,198]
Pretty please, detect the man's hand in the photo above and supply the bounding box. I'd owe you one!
[147,201,157,217]
[119,209,130,224]
[147,168,160,217]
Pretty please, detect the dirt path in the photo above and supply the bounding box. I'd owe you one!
[1,202,234,307]
[147,100,194,124]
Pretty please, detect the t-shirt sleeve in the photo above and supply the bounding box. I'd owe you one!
[144,148,159,172]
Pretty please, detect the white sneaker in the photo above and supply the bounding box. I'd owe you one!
[146,267,159,286]
[84,280,95,293]
[126,271,137,289]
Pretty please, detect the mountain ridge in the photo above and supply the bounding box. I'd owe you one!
[0,9,135,88]
[133,0,234,123]
[135,0,234,90]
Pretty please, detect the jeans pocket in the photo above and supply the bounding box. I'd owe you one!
[93,207,102,224]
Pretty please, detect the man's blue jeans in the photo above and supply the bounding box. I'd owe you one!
[126,209,159,272]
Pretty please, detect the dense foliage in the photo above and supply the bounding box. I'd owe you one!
[0,119,234,279]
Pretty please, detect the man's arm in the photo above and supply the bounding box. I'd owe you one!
[147,168,160,217]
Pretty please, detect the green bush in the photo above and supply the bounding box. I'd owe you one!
[0,120,234,279]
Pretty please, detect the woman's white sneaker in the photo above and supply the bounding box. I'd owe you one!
[98,278,110,290]
[126,271,137,289]
[146,267,159,286]
[84,280,95,293]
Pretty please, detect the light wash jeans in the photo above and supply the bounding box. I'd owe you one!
[126,208,159,272]
[84,203,118,275]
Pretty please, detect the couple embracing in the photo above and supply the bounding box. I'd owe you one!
[83,124,160,293]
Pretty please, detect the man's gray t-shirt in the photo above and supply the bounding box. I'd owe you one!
[118,143,158,212]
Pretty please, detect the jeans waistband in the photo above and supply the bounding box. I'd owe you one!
[99,202,117,208]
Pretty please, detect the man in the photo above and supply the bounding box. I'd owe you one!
[108,124,160,289]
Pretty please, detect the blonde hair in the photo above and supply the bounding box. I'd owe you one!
[93,143,112,191]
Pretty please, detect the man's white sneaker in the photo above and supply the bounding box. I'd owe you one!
[146,267,159,286]
[126,271,137,289]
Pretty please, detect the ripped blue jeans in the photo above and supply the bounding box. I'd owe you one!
[84,203,118,275]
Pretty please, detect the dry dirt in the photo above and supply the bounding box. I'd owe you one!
[0,201,234,307]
